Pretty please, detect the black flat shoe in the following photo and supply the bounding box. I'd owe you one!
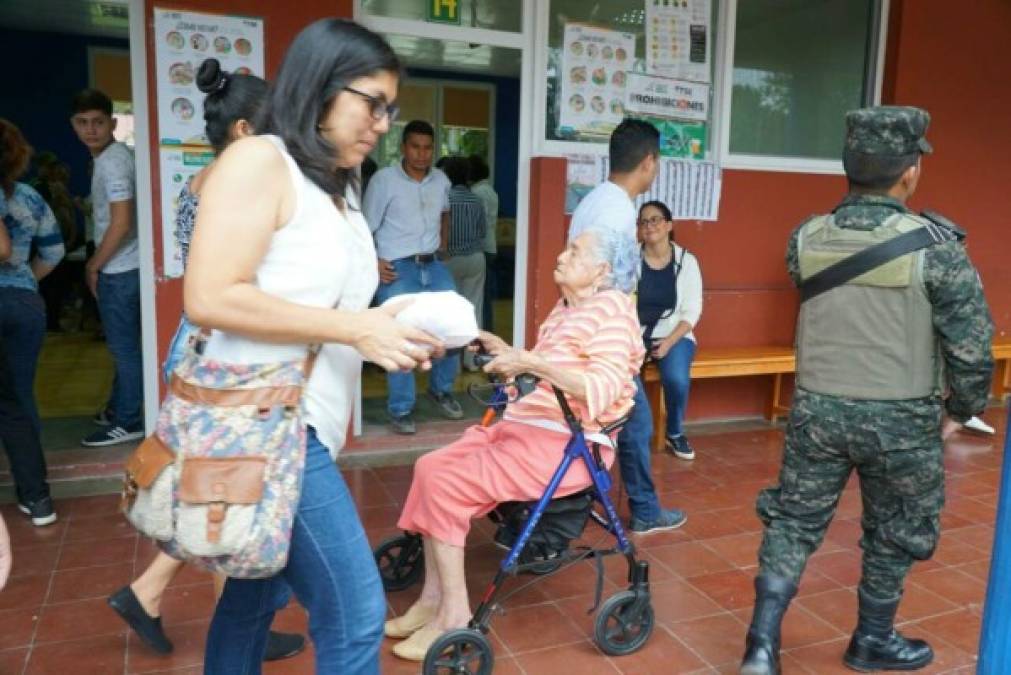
[264,630,306,661]
[108,586,174,654]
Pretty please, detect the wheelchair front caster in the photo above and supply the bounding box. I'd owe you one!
[423,628,494,675]
[593,590,655,656]
[374,533,424,592]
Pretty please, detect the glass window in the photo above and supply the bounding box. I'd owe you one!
[362,0,523,33]
[728,0,875,160]
[544,0,719,161]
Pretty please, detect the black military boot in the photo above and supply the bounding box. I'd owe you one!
[843,588,933,671]
[740,574,798,675]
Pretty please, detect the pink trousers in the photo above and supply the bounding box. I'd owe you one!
[397,421,614,547]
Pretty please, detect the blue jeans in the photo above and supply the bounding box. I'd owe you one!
[205,428,385,674]
[97,270,143,430]
[616,375,661,522]
[0,287,46,434]
[656,337,696,437]
[374,258,459,417]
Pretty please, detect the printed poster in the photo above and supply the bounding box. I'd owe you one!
[159,148,214,279]
[558,23,636,137]
[153,8,264,278]
[153,9,265,146]
[646,0,712,84]
[565,154,721,221]
[625,72,708,122]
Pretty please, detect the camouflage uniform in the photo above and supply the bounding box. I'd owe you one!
[756,111,995,601]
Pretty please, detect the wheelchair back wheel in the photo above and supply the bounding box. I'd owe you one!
[423,628,494,675]
[374,534,424,592]
[593,590,655,656]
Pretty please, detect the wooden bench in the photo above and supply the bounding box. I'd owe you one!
[642,337,1011,453]
[993,337,1011,400]
[642,345,795,452]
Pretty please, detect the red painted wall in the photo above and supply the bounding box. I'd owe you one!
[526,0,1011,422]
[145,1,353,383]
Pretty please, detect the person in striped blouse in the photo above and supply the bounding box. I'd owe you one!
[387,226,644,661]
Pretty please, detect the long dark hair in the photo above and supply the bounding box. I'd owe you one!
[259,19,401,200]
[196,58,268,155]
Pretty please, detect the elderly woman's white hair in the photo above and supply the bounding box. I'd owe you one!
[583,226,639,294]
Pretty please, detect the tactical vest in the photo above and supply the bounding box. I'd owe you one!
[795,212,941,400]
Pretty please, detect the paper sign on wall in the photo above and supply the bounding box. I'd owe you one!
[646,0,712,84]
[625,72,708,122]
[152,8,265,278]
[558,23,636,137]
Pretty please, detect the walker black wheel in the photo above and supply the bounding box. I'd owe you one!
[593,590,655,656]
[374,534,424,592]
[524,557,564,575]
[423,628,494,675]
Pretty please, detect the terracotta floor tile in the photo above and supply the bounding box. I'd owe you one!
[931,536,989,567]
[601,624,707,674]
[700,532,763,570]
[952,559,992,584]
[680,511,748,541]
[9,543,61,580]
[687,569,755,611]
[646,541,734,579]
[896,582,960,623]
[0,608,39,650]
[795,570,844,598]
[127,618,209,673]
[647,578,725,625]
[666,613,747,668]
[4,516,67,549]
[58,536,137,570]
[906,567,986,608]
[944,524,995,552]
[158,584,218,628]
[804,549,862,587]
[0,647,28,674]
[796,589,858,634]
[0,572,50,612]
[48,562,134,604]
[62,494,123,520]
[913,608,983,655]
[782,637,854,675]
[35,595,128,644]
[513,639,620,674]
[24,632,127,675]
[64,512,135,543]
[492,603,587,654]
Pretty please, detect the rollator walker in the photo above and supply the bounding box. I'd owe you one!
[373,354,655,674]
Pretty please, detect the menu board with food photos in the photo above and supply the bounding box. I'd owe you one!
[558,23,636,138]
[646,0,712,84]
[153,8,264,146]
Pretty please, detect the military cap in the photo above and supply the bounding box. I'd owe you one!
[845,106,933,156]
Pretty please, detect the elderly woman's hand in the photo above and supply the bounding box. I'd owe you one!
[475,330,509,356]
[353,300,445,372]
[0,514,10,591]
[484,347,537,380]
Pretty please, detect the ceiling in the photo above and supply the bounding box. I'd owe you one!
[383,33,522,78]
[0,0,129,39]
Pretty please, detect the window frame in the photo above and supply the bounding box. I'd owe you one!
[534,0,892,175]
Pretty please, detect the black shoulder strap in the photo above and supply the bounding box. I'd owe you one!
[799,223,954,303]
[921,210,967,241]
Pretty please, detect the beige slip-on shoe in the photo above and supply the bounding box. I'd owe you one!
[391,625,445,661]
[384,602,437,639]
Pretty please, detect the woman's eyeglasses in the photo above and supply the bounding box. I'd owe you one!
[343,86,400,122]
[637,215,667,228]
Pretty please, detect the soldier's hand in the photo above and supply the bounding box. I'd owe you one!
[941,418,962,441]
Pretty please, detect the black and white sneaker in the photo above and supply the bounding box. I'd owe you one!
[81,426,144,447]
[18,497,58,527]
[666,434,696,460]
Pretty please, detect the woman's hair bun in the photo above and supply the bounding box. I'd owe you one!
[196,58,228,94]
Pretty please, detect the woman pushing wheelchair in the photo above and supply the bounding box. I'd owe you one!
[388,226,645,662]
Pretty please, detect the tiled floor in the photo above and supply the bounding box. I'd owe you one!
[0,408,1003,674]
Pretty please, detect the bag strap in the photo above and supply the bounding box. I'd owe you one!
[798,222,954,303]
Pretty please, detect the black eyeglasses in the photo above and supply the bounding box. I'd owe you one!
[343,86,400,122]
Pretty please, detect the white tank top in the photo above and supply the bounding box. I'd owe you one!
[203,135,379,457]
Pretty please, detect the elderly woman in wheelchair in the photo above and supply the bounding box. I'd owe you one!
[384,227,652,667]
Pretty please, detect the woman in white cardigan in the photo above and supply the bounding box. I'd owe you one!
[636,200,703,459]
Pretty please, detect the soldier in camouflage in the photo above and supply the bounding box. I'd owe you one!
[739,106,994,675]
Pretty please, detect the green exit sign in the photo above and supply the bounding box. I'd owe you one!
[426,0,461,25]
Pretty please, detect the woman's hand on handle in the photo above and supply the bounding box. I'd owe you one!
[352,300,445,372]
[475,330,510,356]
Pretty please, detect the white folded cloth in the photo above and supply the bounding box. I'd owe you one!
[383,291,479,349]
[963,416,996,435]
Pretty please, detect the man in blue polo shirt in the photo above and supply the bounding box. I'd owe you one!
[364,120,462,434]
